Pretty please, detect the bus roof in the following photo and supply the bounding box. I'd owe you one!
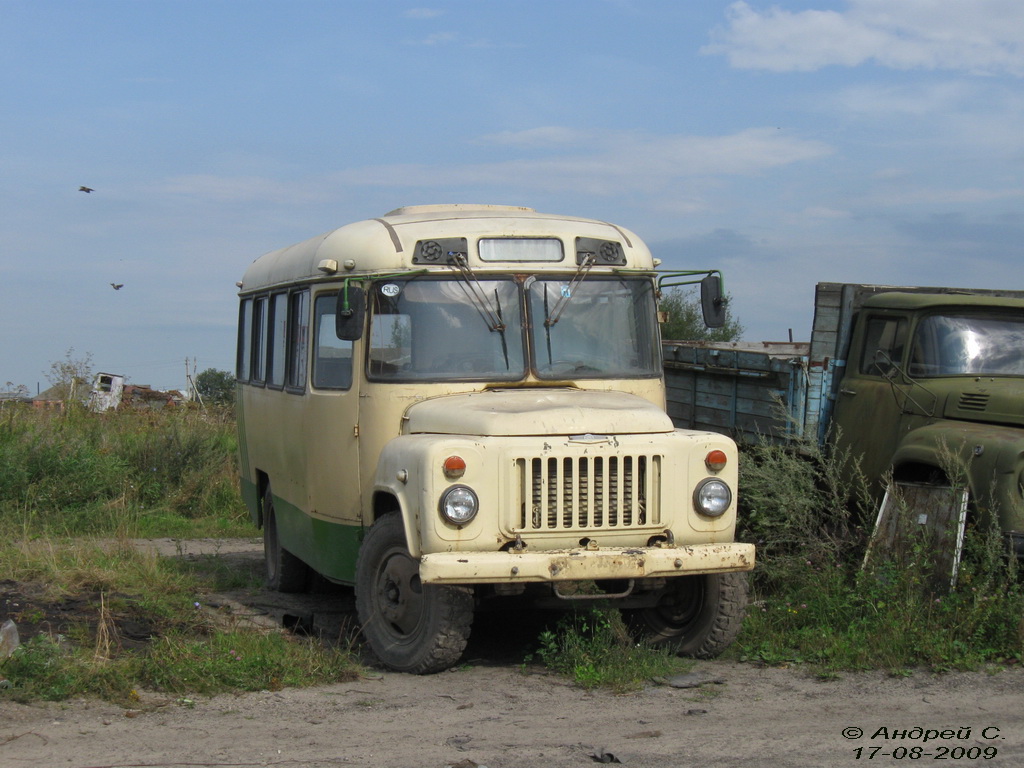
[238,204,653,294]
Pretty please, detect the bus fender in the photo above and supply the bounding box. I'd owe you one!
[373,438,426,558]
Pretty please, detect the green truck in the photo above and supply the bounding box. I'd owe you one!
[664,282,1024,556]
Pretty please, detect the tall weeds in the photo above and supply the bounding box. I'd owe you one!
[736,437,1024,672]
[0,404,247,537]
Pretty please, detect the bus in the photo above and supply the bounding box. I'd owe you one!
[236,204,755,673]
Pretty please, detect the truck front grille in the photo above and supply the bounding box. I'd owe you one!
[514,454,661,532]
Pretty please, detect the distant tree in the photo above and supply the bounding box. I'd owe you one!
[3,382,29,398]
[659,287,743,342]
[45,348,94,402]
[195,368,235,405]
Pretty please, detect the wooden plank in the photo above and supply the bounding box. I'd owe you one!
[665,380,792,410]
[863,482,968,592]
[663,341,810,444]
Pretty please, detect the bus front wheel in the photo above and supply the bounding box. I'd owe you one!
[626,571,749,658]
[355,513,473,674]
[263,486,310,593]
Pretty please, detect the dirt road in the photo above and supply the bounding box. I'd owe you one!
[2,539,1023,768]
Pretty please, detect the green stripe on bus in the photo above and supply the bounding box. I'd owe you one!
[270,490,363,585]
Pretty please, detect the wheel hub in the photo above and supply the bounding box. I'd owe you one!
[375,551,424,636]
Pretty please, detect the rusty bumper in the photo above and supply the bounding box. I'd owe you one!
[419,542,755,585]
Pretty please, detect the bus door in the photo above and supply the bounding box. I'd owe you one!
[300,291,363,575]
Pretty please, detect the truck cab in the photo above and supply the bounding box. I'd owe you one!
[833,291,1024,554]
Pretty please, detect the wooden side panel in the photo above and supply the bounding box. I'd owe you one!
[663,342,810,444]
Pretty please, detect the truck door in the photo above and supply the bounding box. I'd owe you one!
[831,313,909,490]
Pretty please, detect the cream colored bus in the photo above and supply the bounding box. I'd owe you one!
[236,204,754,673]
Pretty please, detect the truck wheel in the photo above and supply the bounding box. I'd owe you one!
[355,513,474,674]
[263,486,310,593]
[627,571,749,658]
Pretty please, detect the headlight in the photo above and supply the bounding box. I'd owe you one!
[693,478,732,517]
[439,485,479,525]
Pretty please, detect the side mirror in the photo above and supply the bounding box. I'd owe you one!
[336,284,365,341]
[700,274,726,329]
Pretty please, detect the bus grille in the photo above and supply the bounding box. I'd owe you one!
[514,454,661,531]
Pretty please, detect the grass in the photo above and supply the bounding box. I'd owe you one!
[3,402,1023,702]
[0,535,360,704]
[527,607,691,693]
[0,404,359,705]
[734,437,1024,673]
[0,403,250,538]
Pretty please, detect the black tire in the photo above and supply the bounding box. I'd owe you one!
[626,571,749,658]
[263,486,310,593]
[355,513,474,674]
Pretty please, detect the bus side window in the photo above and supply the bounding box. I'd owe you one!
[252,297,268,384]
[287,289,310,391]
[237,298,253,382]
[313,294,353,389]
[268,292,288,388]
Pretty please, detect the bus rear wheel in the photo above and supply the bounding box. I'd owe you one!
[355,513,473,674]
[263,486,310,593]
[626,571,749,658]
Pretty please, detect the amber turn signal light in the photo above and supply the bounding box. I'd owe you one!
[443,455,467,479]
[705,449,728,472]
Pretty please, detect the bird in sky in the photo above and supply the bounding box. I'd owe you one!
[79,186,94,193]
[110,283,124,290]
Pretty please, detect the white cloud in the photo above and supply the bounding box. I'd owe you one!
[479,127,591,148]
[832,81,976,117]
[405,8,444,20]
[704,0,1024,75]
[159,174,326,205]
[414,31,457,46]
[866,185,1024,207]
[802,206,851,219]
[333,128,833,196]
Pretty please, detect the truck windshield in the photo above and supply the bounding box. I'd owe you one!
[910,313,1024,377]
[527,276,661,379]
[367,275,661,381]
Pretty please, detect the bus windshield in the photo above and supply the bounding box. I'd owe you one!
[909,312,1024,377]
[528,276,661,379]
[366,275,660,381]
[368,277,526,381]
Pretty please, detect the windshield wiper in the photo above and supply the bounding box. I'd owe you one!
[494,287,510,371]
[447,251,510,370]
[446,251,505,332]
[544,253,596,327]
[543,286,553,365]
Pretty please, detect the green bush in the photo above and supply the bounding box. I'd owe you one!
[736,438,1024,672]
[0,406,247,537]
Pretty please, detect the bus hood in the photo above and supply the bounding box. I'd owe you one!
[404,389,675,437]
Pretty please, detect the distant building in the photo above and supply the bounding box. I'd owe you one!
[88,372,126,412]
[88,372,181,411]
[33,377,90,410]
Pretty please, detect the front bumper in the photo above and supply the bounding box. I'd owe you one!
[419,542,755,584]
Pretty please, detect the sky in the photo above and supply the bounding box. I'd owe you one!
[2,0,1023,392]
